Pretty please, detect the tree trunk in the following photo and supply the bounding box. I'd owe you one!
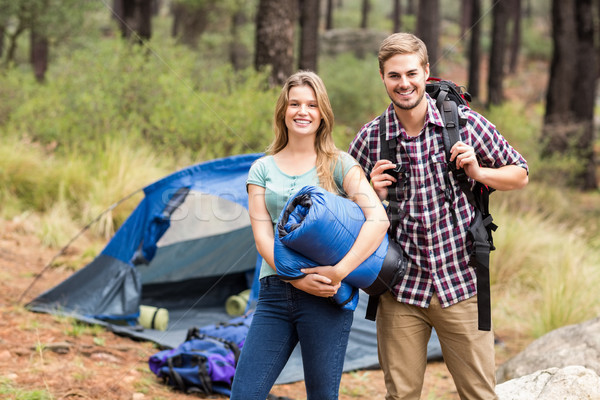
[299,0,320,72]
[113,0,124,22]
[28,0,49,83]
[406,0,416,15]
[461,0,473,38]
[597,0,600,79]
[120,0,152,42]
[416,0,440,76]
[468,0,482,100]
[230,8,249,71]
[360,0,370,29]
[508,0,522,74]
[30,29,48,83]
[571,0,597,189]
[392,0,401,33]
[4,19,24,66]
[542,0,579,172]
[325,0,334,30]
[487,0,510,106]
[544,0,577,129]
[0,25,5,60]
[255,0,297,87]
[524,0,532,18]
[170,2,210,48]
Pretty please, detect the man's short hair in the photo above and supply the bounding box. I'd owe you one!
[378,33,429,73]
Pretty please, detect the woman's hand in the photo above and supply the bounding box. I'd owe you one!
[288,273,340,297]
[301,266,343,287]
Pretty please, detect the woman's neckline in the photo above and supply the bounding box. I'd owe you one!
[269,155,316,178]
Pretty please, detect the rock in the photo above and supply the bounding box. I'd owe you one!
[496,316,600,383]
[495,366,600,400]
[90,351,121,363]
[42,342,72,354]
[0,350,12,360]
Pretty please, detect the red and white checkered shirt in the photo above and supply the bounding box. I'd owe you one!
[349,94,528,309]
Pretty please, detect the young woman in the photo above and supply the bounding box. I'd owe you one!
[229,71,389,400]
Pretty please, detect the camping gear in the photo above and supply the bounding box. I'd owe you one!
[149,328,241,396]
[225,289,251,316]
[25,153,443,384]
[274,185,406,310]
[139,305,169,331]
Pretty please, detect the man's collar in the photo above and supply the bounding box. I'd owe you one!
[382,93,444,141]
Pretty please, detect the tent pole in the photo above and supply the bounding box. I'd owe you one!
[18,188,143,305]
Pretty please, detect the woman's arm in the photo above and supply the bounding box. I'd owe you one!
[247,184,339,297]
[301,165,390,285]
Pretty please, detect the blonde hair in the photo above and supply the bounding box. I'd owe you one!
[267,71,341,193]
[378,32,429,73]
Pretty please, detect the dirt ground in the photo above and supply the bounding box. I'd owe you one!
[0,218,532,400]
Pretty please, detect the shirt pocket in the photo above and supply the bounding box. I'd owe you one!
[428,153,450,200]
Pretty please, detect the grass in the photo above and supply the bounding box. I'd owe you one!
[491,188,600,337]
[0,378,53,400]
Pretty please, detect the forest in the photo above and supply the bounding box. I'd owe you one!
[0,0,599,398]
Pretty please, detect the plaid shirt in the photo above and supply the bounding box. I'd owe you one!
[349,94,528,309]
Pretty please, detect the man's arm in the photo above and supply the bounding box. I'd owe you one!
[450,141,529,191]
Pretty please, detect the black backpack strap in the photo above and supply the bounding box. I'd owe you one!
[378,114,404,235]
[365,113,397,322]
[365,294,379,321]
[435,86,496,332]
[166,355,187,391]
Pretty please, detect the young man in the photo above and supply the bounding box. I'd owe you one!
[348,33,529,399]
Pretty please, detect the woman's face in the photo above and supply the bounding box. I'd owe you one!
[284,85,321,139]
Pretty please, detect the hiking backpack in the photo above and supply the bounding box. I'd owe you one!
[148,312,253,396]
[379,78,497,331]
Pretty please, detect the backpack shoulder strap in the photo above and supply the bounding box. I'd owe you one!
[378,112,395,167]
[432,80,497,332]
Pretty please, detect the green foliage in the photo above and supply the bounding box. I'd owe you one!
[0,377,53,400]
[483,101,541,177]
[320,52,389,142]
[520,19,552,61]
[0,136,89,215]
[4,37,275,160]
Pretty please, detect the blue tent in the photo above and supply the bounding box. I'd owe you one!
[28,153,441,384]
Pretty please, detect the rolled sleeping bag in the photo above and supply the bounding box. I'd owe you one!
[274,185,406,308]
[274,237,360,310]
[139,305,169,331]
[225,289,251,316]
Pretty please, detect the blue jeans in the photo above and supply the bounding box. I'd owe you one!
[230,276,354,400]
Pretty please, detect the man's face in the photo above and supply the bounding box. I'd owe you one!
[380,53,430,111]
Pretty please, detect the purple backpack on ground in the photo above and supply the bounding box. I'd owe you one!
[148,312,253,396]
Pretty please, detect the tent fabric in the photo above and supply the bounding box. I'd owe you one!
[26,153,442,385]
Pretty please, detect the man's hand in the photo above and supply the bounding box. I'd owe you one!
[450,141,481,180]
[369,159,398,201]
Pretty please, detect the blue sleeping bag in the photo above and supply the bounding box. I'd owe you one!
[274,185,406,310]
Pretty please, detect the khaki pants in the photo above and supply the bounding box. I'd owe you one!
[376,292,497,400]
